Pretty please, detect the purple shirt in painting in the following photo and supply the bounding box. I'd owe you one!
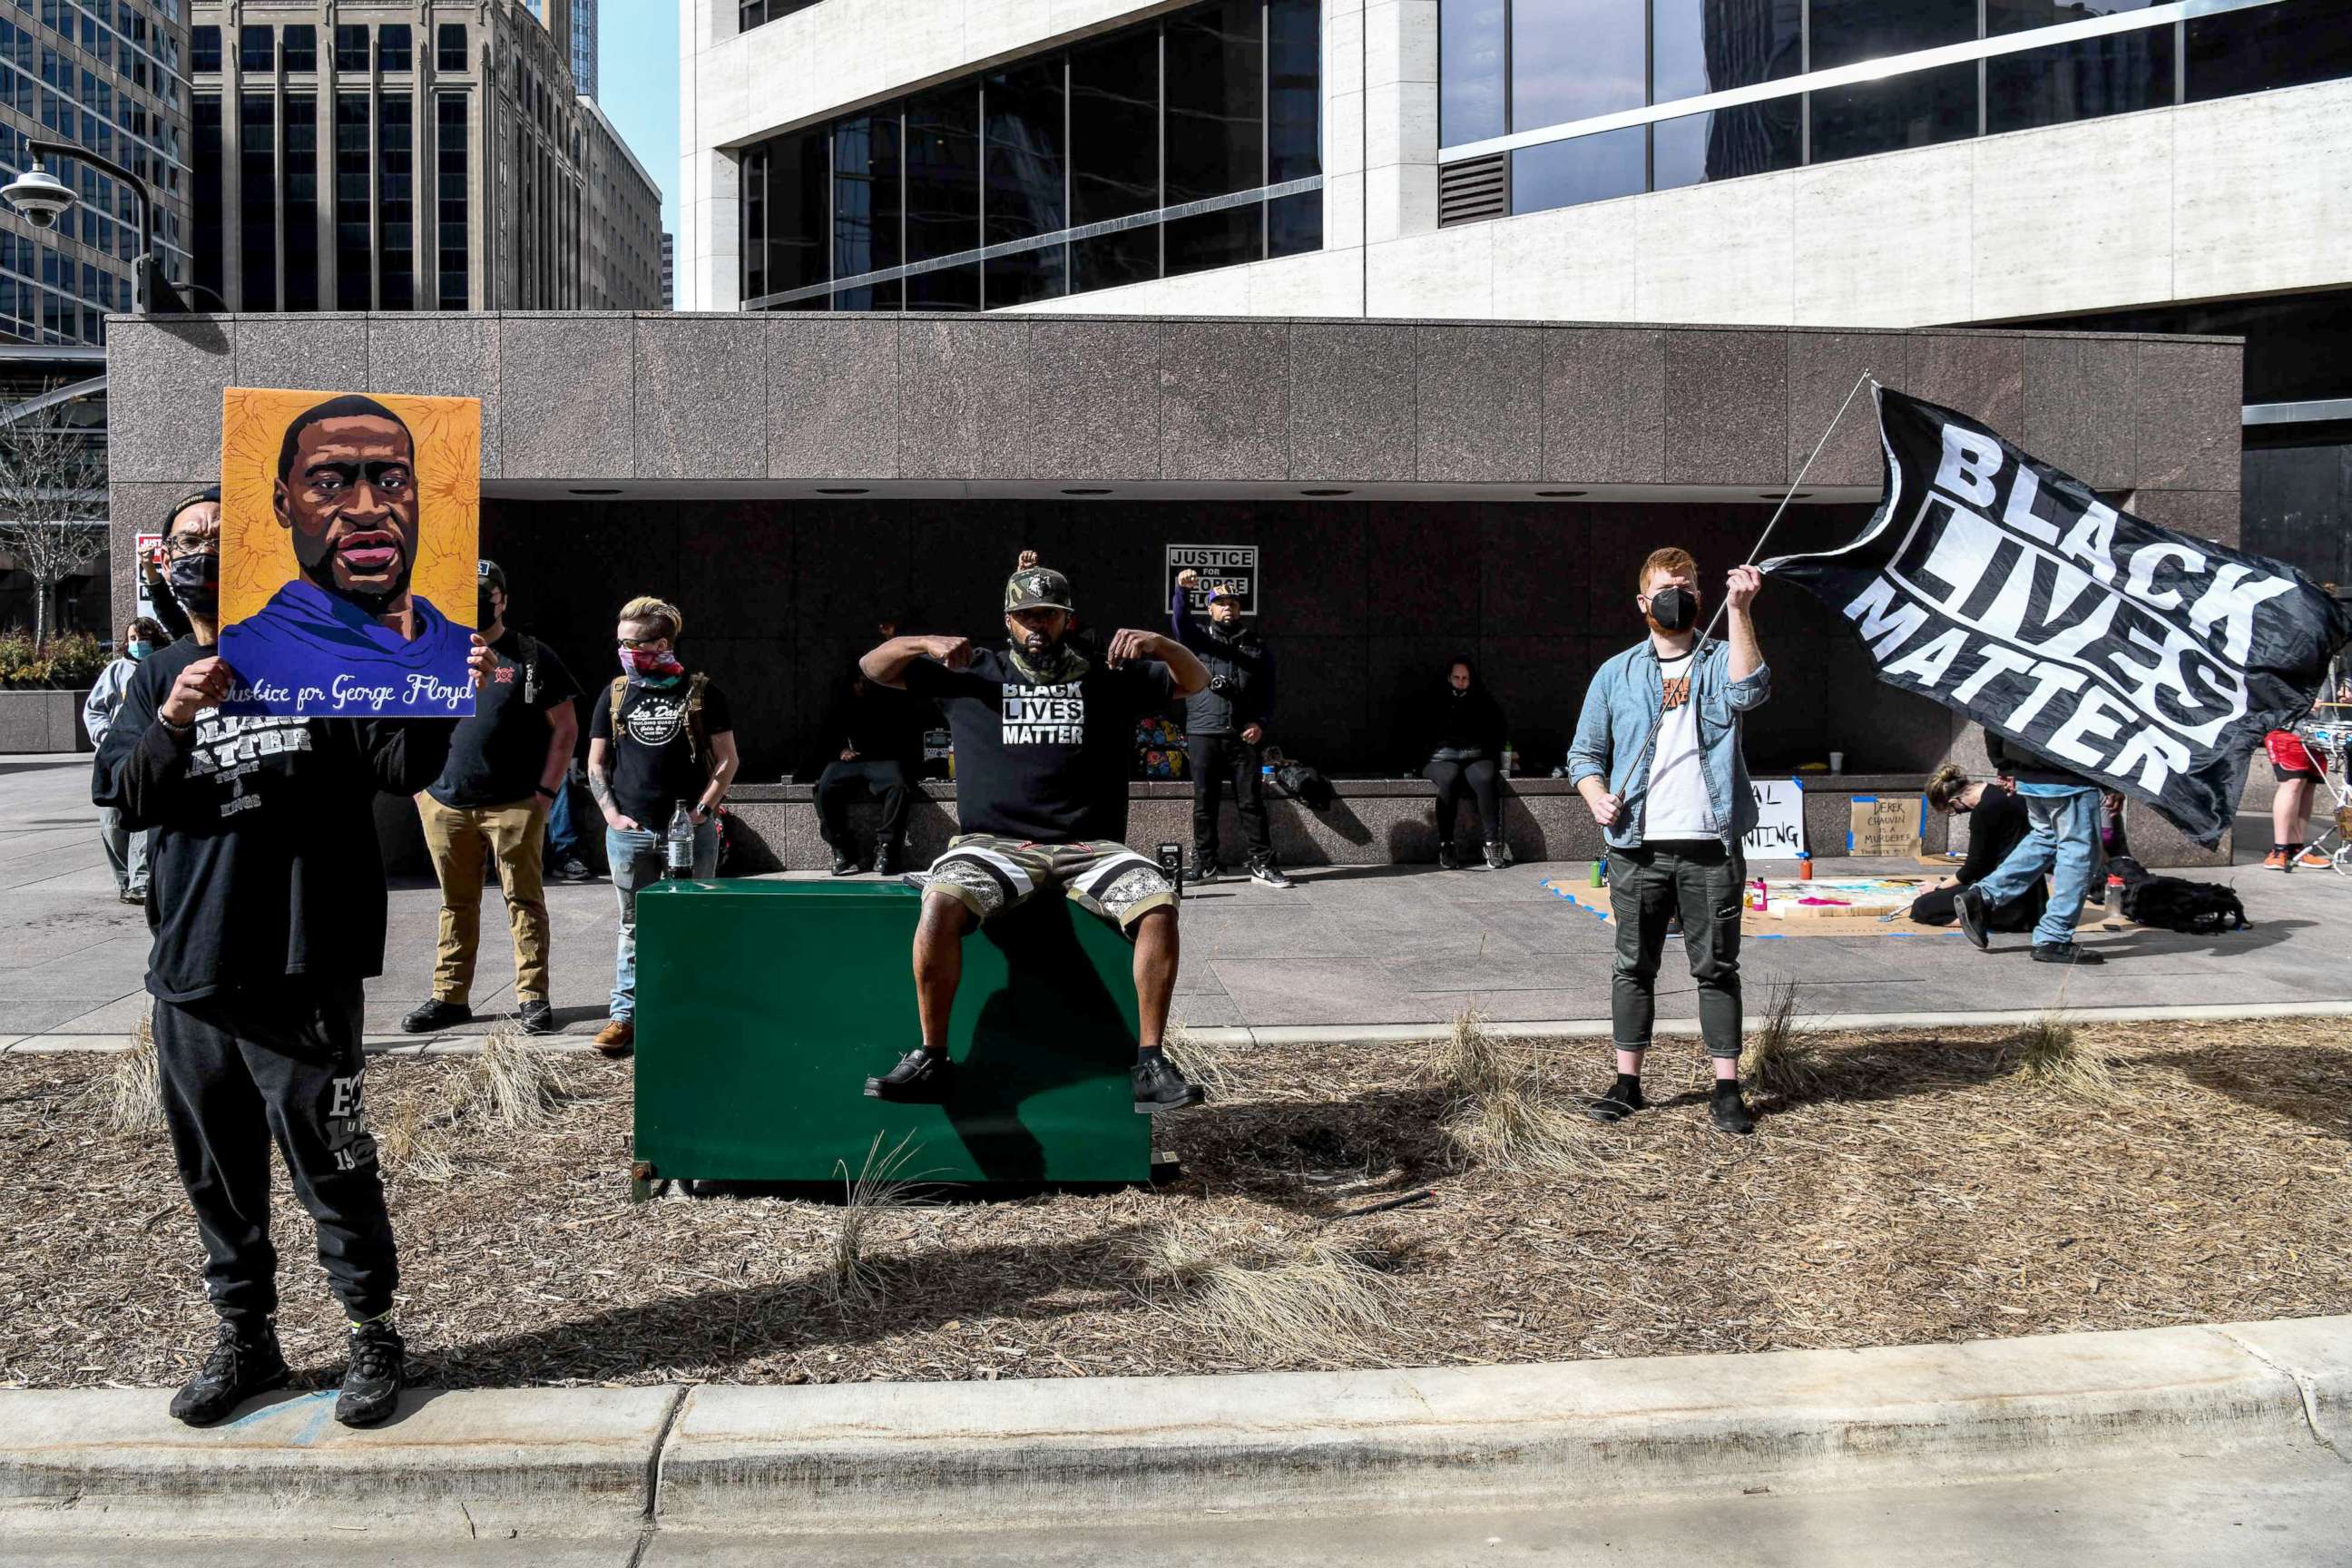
[220,576,475,718]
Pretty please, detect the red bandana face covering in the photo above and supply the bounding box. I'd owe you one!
[620,646,685,681]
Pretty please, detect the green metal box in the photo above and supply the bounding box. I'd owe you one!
[632,879,1151,1187]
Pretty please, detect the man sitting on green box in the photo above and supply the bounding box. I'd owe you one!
[858,552,1214,1115]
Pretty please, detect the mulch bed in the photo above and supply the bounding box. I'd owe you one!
[5,1017,2349,1391]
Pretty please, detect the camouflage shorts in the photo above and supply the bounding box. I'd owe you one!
[922,834,1176,934]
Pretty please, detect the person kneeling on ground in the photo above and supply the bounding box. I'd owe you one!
[1416,658,1512,871]
[93,487,494,1429]
[1953,733,2109,965]
[1909,762,2047,934]
[1567,547,1769,1136]
[857,556,1213,1115]
[586,595,740,1058]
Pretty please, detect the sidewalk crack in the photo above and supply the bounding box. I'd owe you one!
[2210,1327,2344,1463]
[626,1385,691,1568]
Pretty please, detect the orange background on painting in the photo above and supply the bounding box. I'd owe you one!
[218,387,481,632]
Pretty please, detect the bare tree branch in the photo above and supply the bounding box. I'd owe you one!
[0,381,108,645]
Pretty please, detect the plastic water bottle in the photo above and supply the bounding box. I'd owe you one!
[1501,741,1517,776]
[665,801,695,879]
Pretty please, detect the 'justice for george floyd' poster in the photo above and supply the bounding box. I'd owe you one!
[216,387,481,718]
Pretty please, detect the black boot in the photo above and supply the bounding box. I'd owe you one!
[866,1046,955,1102]
[828,846,859,877]
[169,1320,289,1427]
[1437,841,1462,871]
[1484,840,1512,870]
[1710,1081,1757,1135]
[400,998,471,1034]
[336,1318,406,1428]
[1587,1073,1647,1123]
[873,844,899,877]
[1955,885,1991,951]
[1133,1053,1207,1114]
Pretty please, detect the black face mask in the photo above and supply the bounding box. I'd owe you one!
[166,552,219,617]
[478,587,500,627]
[1647,585,1696,632]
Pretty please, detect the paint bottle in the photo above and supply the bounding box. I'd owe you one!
[1752,877,1769,913]
[1798,852,1815,881]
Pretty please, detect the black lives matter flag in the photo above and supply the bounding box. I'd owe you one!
[1765,387,2352,845]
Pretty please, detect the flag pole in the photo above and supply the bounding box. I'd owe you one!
[1696,367,1878,643]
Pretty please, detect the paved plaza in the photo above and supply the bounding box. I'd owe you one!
[5,752,2347,1046]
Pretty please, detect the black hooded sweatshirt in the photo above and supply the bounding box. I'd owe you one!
[1417,671,1507,762]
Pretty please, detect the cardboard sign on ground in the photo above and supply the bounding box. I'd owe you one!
[1847,795,1926,858]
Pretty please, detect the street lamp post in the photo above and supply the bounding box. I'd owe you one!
[0,138,190,314]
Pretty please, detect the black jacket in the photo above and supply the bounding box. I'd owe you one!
[1417,681,1507,763]
[1168,582,1276,737]
[1985,731,2099,790]
[808,675,932,777]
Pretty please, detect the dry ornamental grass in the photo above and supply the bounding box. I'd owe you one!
[3,1014,2349,1392]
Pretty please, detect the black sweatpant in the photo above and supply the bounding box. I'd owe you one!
[1608,840,1744,1059]
[1425,756,1501,847]
[1909,880,2044,932]
[1189,732,1271,867]
[815,760,914,857]
[153,978,397,1328]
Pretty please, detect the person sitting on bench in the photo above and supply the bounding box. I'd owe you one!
[1910,762,2046,934]
[854,553,1214,1116]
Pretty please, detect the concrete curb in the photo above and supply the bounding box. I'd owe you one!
[5,998,2351,1056]
[3,1318,2344,1541]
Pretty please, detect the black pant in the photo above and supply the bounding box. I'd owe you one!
[1909,880,2045,932]
[1608,840,1744,1058]
[153,978,397,1328]
[1189,732,1271,867]
[815,760,913,858]
[1425,757,1500,847]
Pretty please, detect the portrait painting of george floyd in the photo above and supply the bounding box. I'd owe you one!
[216,387,481,719]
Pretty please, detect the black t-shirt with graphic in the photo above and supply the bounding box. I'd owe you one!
[904,647,1176,843]
[92,637,458,1003]
[588,675,735,828]
[429,628,581,808]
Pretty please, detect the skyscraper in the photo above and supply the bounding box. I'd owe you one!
[188,0,656,311]
[569,0,592,100]
[0,0,191,344]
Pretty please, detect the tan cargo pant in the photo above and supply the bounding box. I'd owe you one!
[417,794,551,1007]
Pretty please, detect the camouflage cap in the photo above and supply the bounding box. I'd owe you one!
[1004,565,1074,614]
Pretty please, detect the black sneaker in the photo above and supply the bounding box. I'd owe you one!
[829,849,859,877]
[1133,1054,1206,1115]
[1710,1084,1757,1135]
[336,1320,406,1428]
[2032,942,2106,966]
[1484,840,1512,871]
[1586,1079,1648,1123]
[516,999,558,1035]
[400,998,471,1034]
[169,1320,289,1427]
[1955,886,1991,951]
[874,846,898,877]
[1248,861,1296,890]
[1190,862,1224,887]
[1438,843,1462,871]
[120,887,146,905]
[866,1047,955,1103]
[551,857,597,884]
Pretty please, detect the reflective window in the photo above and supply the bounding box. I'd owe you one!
[1808,0,1975,72]
[985,59,1066,306]
[1166,0,1264,277]
[905,83,979,272]
[192,94,220,301]
[284,93,318,310]
[1512,124,1642,213]
[191,24,219,72]
[748,124,827,300]
[1441,0,1505,143]
[437,93,467,309]
[334,24,368,73]
[1513,0,1644,128]
[239,24,270,72]
[1269,0,1320,180]
[2187,2,2352,103]
[437,24,467,73]
[1652,100,1799,191]
[1986,25,2173,132]
[283,24,316,72]
[335,93,369,308]
[1651,0,1799,101]
[1985,0,2162,37]
[379,24,412,73]
[238,93,274,309]
[832,113,902,309]
[379,93,413,309]
[1071,29,1161,292]
[740,0,822,31]
[1808,60,1976,163]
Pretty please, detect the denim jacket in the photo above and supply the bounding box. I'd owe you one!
[1567,637,1770,850]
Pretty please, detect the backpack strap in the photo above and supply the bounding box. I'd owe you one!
[608,676,629,735]
[685,672,711,774]
[514,632,541,706]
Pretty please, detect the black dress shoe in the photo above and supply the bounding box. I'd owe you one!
[874,846,898,877]
[335,1320,406,1428]
[401,998,472,1034]
[866,1047,955,1102]
[169,1321,289,1427]
[516,999,559,1035]
[1132,1054,1206,1114]
[2032,942,2105,966]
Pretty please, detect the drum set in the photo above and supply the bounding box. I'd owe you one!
[2297,702,2352,877]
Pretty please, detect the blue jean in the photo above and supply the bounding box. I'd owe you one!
[606,823,718,1022]
[1972,786,2100,948]
[545,780,585,862]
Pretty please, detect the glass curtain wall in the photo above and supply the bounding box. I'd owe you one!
[1440,0,2352,220]
[740,0,1320,312]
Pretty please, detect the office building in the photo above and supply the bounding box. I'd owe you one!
[659,225,670,306]
[0,0,190,344]
[568,0,589,98]
[188,0,660,310]
[580,92,657,308]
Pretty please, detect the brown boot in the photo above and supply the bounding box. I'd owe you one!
[593,1018,634,1058]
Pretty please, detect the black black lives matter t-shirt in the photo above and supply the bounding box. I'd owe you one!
[904,647,1176,843]
[92,637,457,1003]
[587,676,734,828]
[428,629,581,808]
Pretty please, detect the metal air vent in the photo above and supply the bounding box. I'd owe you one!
[1437,154,1508,227]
